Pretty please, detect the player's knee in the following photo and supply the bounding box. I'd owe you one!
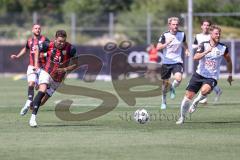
[28,81,35,87]
[38,84,47,92]
[175,79,182,84]
[201,89,211,95]
[174,74,182,82]
[185,91,195,100]
[201,84,212,95]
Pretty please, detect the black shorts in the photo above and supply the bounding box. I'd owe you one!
[160,63,183,80]
[186,72,217,93]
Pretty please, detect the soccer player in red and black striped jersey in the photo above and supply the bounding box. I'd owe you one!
[10,24,49,116]
[29,30,76,127]
[39,57,78,106]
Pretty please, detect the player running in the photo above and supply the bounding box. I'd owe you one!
[28,30,77,127]
[10,24,49,116]
[156,17,190,109]
[193,19,223,103]
[37,57,78,107]
[176,25,233,124]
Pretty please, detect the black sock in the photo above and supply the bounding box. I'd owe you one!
[32,91,45,115]
[28,86,34,101]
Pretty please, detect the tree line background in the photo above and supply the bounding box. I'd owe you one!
[0,0,239,45]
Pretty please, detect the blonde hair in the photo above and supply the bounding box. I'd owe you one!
[209,25,221,32]
[168,17,179,24]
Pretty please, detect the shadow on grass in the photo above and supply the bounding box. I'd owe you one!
[40,123,101,127]
[186,121,240,124]
[211,102,240,106]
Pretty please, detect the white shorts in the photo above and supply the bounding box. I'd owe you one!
[37,68,50,85]
[46,77,61,97]
[27,65,37,82]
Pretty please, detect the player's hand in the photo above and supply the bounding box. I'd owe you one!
[10,54,18,59]
[166,37,174,45]
[227,75,233,86]
[206,47,213,54]
[56,68,67,74]
[185,49,190,56]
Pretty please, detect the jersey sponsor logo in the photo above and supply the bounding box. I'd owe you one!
[205,59,217,70]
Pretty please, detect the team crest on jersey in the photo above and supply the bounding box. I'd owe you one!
[53,56,61,63]
[215,50,221,56]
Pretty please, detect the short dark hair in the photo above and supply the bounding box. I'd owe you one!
[55,30,67,38]
[32,24,41,28]
[201,19,212,26]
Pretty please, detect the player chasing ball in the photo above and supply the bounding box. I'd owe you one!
[18,29,77,127]
[176,25,233,124]
[156,17,190,110]
[193,19,223,104]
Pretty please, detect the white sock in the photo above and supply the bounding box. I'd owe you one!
[180,96,191,118]
[192,92,207,105]
[213,86,221,94]
[172,80,180,89]
[30,114,36,121]
[27,99,32,104]
[24,100,32,108]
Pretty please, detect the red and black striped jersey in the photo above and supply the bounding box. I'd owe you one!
[25,35,49,67]
[41,41,76,82]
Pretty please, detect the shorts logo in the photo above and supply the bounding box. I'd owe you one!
[196,47,201,52]
[212,81,215,87]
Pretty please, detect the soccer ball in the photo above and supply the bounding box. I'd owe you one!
[133,109,150,124]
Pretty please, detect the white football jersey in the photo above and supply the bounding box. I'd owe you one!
[158,31,186,64]
[196,41,229,80]
[194,33,210,45]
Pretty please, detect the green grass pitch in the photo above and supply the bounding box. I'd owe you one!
[0,77,240,160]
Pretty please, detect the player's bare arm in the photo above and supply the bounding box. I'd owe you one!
[156,37,174,51]
[10,47,27,59]
[224,53,233,85]
[183,41,190,56]
[194,46,212,60]
[56,63,77,74]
